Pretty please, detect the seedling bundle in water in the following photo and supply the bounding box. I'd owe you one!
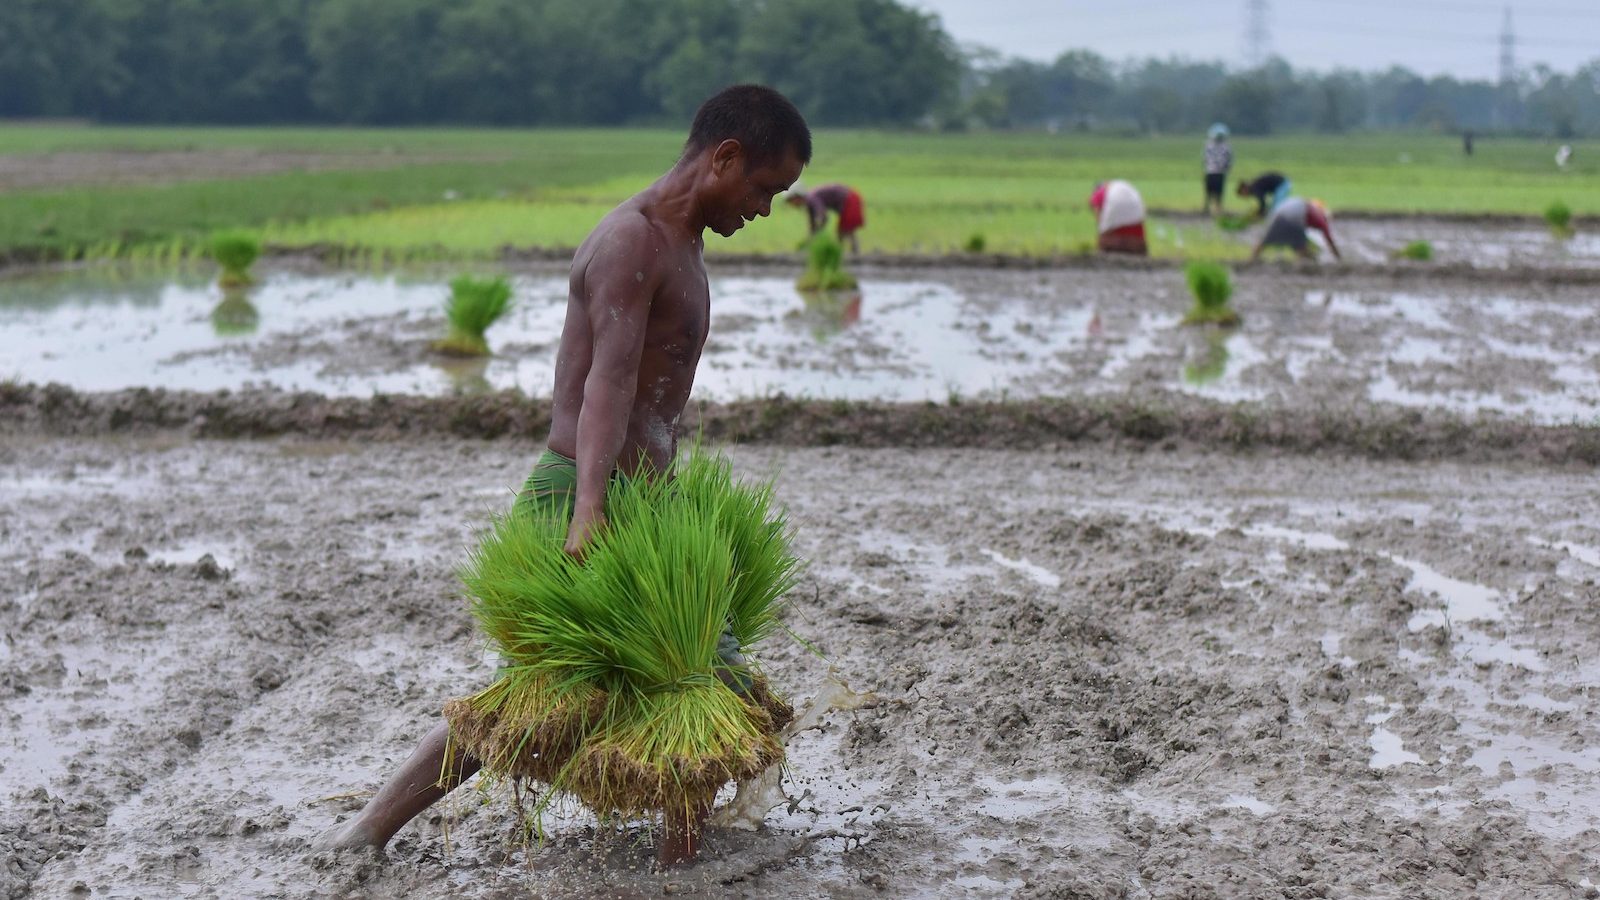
[1397,240,1433,261]
[434,275,513,356]
[1181,261,1240,327]
[1546,201,1574,239]
[796,233,857,292]
[444,449,800,834]
[210,232,260,287]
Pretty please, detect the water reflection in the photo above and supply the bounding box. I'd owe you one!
[1182,328,1232,385]
[791,288,862,340]
[432,355,492,394]
[0,267,208,313]
[210,288,260,336]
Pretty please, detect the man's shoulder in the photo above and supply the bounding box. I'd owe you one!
[577,203,668,263]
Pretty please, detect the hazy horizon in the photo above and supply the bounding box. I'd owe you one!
[908,0,1598,81]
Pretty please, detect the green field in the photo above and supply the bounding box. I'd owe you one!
[0,125,1592,261]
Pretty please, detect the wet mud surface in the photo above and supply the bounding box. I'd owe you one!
[4,437,1600,898]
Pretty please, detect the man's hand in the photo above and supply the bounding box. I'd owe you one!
[564,505,607,561]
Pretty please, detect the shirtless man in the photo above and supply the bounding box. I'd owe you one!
[314,84,811,863]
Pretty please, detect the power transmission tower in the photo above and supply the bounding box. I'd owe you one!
[1497,7,1516,85]
[1244,0,1271,67]
[1496,6,1516,129]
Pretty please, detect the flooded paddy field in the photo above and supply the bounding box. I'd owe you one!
[3,239,1599,899]
[3,261,1599,423]
[3,436,1599,898]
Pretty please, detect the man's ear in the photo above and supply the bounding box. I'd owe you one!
[711,139,743,176]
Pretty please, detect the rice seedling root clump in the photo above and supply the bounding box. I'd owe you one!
[445,448,801,827]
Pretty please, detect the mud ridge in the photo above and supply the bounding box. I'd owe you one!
[4,382,1596,466]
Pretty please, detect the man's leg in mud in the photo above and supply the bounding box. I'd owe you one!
[659,800,713,867]
[314,721,480,852]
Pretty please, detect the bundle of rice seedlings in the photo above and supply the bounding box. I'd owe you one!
[964,233,987,253]
[1215,214,1253,232]
[1546,201,1574,238]
[210,232,260,287]
[1396,240,1433,261]
[795,233,857,292]
[1181,260,1240,327]
[445,448,800,849]
[433,276,514,357]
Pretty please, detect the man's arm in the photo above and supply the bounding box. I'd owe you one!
[566,225,659,557]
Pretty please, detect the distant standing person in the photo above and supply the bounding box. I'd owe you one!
[1251,197,1341,262]
[1203,123,1233,215]
[1089,179,1147,255]
[787,182,865,253]
[1462,130,1474,156]
[1236,171,1290,218]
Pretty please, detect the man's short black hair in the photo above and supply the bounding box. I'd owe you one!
[685,84,812,168]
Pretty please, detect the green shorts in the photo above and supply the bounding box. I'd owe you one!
[512,448,631,519]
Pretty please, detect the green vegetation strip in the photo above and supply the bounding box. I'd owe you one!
[5,383,1597,466]
[1,129,1593,262]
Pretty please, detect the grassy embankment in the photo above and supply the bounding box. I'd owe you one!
[0,126,1593,263]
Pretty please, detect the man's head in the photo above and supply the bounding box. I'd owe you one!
[1235,180,1251,197]
[684,85,812,237]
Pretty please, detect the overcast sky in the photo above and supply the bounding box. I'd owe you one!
[906,0,1599,81]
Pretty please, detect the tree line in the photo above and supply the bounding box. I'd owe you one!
[959,52,1600,137]
[2,0,1597,135]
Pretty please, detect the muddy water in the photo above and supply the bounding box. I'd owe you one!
[4,436,1599,898]
[5,265,1600,424]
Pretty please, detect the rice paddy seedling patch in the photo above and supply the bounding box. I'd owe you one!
[1182,260,1240,327]
[964,233,987,253]
[433,275,513,357]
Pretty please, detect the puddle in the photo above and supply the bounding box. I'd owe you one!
[1364,697,1424,769]
[978,548,1062,589]
[1220,794,1277,815]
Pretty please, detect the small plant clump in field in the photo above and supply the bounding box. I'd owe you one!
[964,233,987,253]
[1181,260,1240,327]
[433,275,514,357]
[795,233,857,292]
[1546,201,1574,238]
[1215,214,1253,232]
[1397,240,1433,261]
[210,232,260,287]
